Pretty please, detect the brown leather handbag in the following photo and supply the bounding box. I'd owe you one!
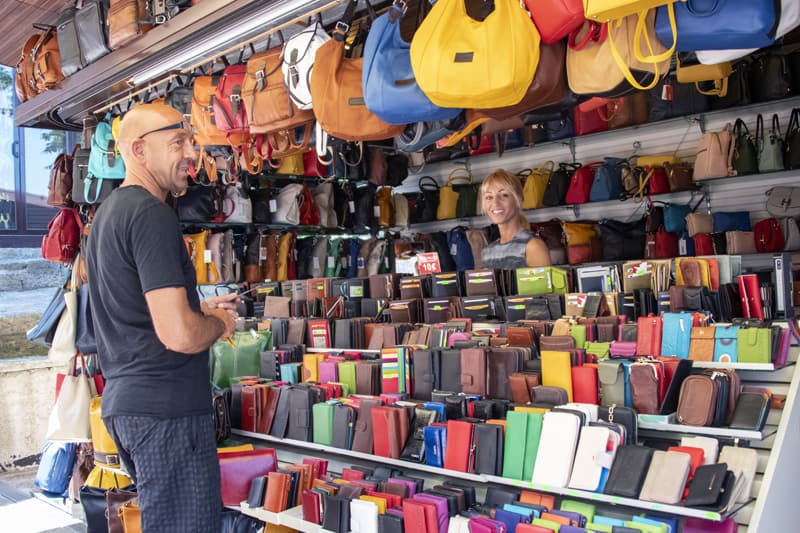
[117,501,141,533]
[107,0,151,50]
[377,186,394,228]
[15,34,40,102]
[243,41,314,134]
[605,91,648,129]
[475,40,567,121]
[309,13,404,141]
[48,146,78,207]
[27,25,64,94]
[191,75,230,147]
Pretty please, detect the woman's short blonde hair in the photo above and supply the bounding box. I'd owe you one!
[480,169,524,213]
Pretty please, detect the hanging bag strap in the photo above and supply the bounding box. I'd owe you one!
[632,5,677,64]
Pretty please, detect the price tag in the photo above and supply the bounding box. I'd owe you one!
[417,252,441,274]
[259,247,267,261]
[269,199,277,213]
[313,257,320,269]
[357,257,365,269]
[373,206,380,217]
[679,238,687,256]
[203,250,212,264]
[661,79,674,101]
[349,201,355,213]
[450,243,457,256]
[327,256,335,268]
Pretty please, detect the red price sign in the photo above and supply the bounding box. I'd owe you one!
[417,252,441,274]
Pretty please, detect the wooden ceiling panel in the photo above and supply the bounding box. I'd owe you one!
[0,1,73,68]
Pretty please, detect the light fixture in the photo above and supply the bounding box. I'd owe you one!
[130,0,345,86]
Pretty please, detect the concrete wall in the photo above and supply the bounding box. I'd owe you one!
[0,358,59,469]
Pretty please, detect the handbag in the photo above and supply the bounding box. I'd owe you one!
[725,231,757,255]
[647,73,710,121]
[664,161,697,192]
[410,0,541,108]
[542,163,579,206]
[222,185,253,224]
[784,108,800,170]
[605,91,649,129]
[755,217,786,253]
[713,211,751,233]
[686,213,713,236]
[781,217,800,251]
[663,203,691,233]
[48,260,80,363]
[567,12,671,96]
[75,284,98,355]
[87,115,125,202]
[48,146,77,207]
[653,226,678,259]
[692,123,734,180]
[185,230,220,285]
[395,117,463,153]
[210,330,272,388]
[589,157,627,202]
[750,52,793,103]
[191,75,230,148]
[574,103,611,135]
[310,2,405,142]
[676,53,732,97]
[525,0,585,43]
[362,2,461,124]
[756,114,785,173]
[654,0,777,52]
[35,441,77,495]
[42,208,83,264]
[522,162,554,209]
[273,184,304,225]
[213,63,250,135]
[282,19,330,110]
[597,218,647,260]
[565,162,601,205]
[47,355,94,441]
[437,170,465,221]
[107,0,151,50]
[29,24,65,93]
[731,118,758,176]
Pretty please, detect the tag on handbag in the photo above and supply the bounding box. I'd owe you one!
[269,199,277,213]
[349,201,355,213]
[204,250,212,263]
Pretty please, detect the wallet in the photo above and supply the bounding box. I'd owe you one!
[474,423,504,476]
[639,450,691,504]
[604,446,653,499]
[531,411,582,488]
[685,463,730,508]
[219,449,278,507]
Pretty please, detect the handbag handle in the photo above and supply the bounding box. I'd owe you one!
[632,4,677,65]
[418,176,439,192]
[446,168,472,185]
[533,161,556,178]
[607,12,670,91]
[568,20,607,50]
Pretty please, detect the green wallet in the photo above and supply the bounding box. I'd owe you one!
[737,327,771,363]
[312,402,335,446]
[338,361,357,396]
[560,499,596,523]
[521,412,543,481]
[515,267,569,295]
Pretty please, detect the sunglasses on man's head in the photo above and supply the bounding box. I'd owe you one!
[138,122,189,138]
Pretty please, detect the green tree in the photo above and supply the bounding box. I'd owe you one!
[41,130,66,155]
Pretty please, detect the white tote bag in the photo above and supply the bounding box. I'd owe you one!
[46,356,93,442]
[48,259,80,363]
[282,20,331,110]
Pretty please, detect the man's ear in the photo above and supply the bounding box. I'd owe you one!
[127,138,147,163]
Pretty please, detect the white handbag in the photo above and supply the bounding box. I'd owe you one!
[697,0,800,64]
[273,183,304,225]
[46,355,93,441]
[222,184,253,224]
[766,186,800,218]
[531,411,581,488]
[781,217,800,251]
[367,239,387,276]
[719,445,758,504]
[281,20,331,110]
[48,262,80,364]
[313,182,336,227]
[568,426,620,492]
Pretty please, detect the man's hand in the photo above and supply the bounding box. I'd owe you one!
[204,306,236,340]
[202,292,240,316]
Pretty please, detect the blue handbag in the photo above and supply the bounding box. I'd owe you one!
[655,0,777,52]
[447,226,475,271]
[661,312,693,359]
[394,118,461,153]
[34,441,77,495]
[714,325,740,363]
[362,2,461,124]
[86,115,125,203]
[678,230,695,256]
[664,203,691,233]
[712,211,751,232]
[589,157,626,202]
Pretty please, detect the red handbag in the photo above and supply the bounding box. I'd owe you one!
[565,162,601,204]
[299,185,320,226]
[303,150,329,178]
[754,217,785,253]
[467,134,495,156]
[218,448,278,506]
[213,64,249,135]
[573,106,610,136]
[654,226,678,259]
[42,208,82,263]
[693,233,714,256]
[644,167,670,195]
[525,0,585,44]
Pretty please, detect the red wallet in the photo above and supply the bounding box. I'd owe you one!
[218,449,277,507]
[570,365,599,405]
[443,420,475,473]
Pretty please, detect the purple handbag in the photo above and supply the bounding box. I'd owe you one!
[610,341,637,358]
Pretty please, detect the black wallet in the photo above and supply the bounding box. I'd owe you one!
[286,387,315,441]
[268,385,291,438]
[685,463,730,508]
[484,486,521,508]
[378,512,404,533]
[322,494,350,533]
[729,391,770,430]
[246,475,267,507]
[604,445,654,498]
[473,423,504,476]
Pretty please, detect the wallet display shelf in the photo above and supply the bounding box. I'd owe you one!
[233,429,728,522]
[240,502,328,533]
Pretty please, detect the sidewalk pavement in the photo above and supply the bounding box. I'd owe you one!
[0,468,84,532]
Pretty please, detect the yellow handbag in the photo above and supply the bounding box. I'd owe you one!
[84,465,133,489]
[676,56,732,97]
[636,155,680,167]
[521,161,554,210]
[584,0,676,22]
[276,232,293,281]
[561,222,598,246]
[276,152,304,175]
[186,230,220,285]
[410,0,540,108]
[437,170,465,221]
[119,501,141,533]
[89,397,120,466]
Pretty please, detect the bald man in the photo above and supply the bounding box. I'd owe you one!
[85,103,237,532]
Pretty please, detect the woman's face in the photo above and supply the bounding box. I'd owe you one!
[482,180,520,226]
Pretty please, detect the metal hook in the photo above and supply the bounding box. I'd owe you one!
[632,141,642,156]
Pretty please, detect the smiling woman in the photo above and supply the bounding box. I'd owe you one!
[480,169,551,269]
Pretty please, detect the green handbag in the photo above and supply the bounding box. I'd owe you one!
[585,341,611,360]
[210,330,273,388]
[756,113,785,173]
[312,401,335,445]
[737,327,771,363]
[515,266,569,295]
[732,118,758,176]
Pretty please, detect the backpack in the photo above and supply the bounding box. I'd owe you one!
[281,20,331,110]
[41,208,83,263]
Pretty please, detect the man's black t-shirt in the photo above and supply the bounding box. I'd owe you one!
[86,185,211,417]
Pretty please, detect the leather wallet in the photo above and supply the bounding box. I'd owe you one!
[352,397,383,454]
[302,489,321,524]
[219,449,278,507]
[286,387,315,441]
[603,445,654,499]
[465,269,500,296]
[531,411,582,488]
[685,463,730,507]
[378,512,404,533]
[372,406,408,459]
[719,446,757,504]
[487,348,522,400]
[331,404,356,450]
[246,475,267,508]
[269,385,291,438]
[439,349,463,393]
[598,361,626,408]
[322,494,350,533]
[639,450,691,504]
[431,272,463,297]
[444,420,475,473]
[541,350,574,402]
[412,350,440,401]
[401,408,439,463]
[264,471,290,512]
[729,391,770,430]
[474,423,504,476]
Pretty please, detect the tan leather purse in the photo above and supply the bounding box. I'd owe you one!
[186,230,220,285]
[605,91,648,129]
[30,25,64,94]
[191,76,230,148]
[15,34,40,102]
[118,501,142,533]
[725,231,757,255]
[276,232,295,281]
[522,162,554,210]
[377,187,394,228]
[309,26,404,141]
[685,213,713,237]
[261,232,278,282]
[108,0,151,50]
[693,124,734,180]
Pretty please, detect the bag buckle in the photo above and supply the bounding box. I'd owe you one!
[334,21,350,36]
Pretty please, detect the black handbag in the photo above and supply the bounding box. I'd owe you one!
[785,108,800,170]
[176,185,216,223]
[76,1,110,64]
[165,77,194,116]
[220,509,266,533]
[732,118,758,176]
[333,181,354,229]
[75,284,97,354]
[353,183,376,228]
[427,232,457,273]
[26,279,69,346]
[386,153,409,187]
[749,52,793,103]
[294,237,316,280]
[80,485,110,533]
[647,75,710,122]
[56,5,83,76]
[72,147,117,205]
[597,218,647,261]
[709,61,751,110]
[417,176,440,223]
[249,188,273,224]
[542,163,579,207]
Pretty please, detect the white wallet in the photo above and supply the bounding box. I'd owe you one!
[568,426,620,492]
[564,402,599,422]
[719,445,758,504]
[639,450,691,504]
[350,499,379,533]
[532,411,582,488]
[680,435,720,465]
[447,515,471,533]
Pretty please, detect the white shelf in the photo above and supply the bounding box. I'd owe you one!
[280,505,327,533]
[232,429,727,521]
[637,420,764,440]
[481,475,723,522]
[239,502,282,525]
[306,348,381,354]
[690,361,777,371]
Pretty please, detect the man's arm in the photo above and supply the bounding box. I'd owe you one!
[145,287,235,354]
